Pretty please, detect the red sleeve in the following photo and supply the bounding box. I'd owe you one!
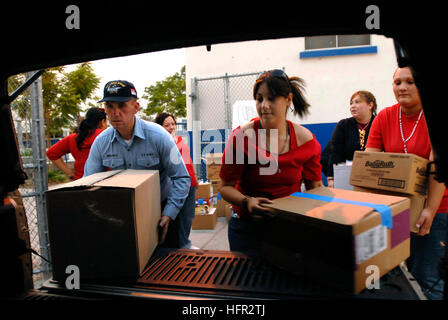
[219,127,245,182]
[366,110,385,150]
[176,136,198,187]
[46,135,72,160]
[302,138,323,181]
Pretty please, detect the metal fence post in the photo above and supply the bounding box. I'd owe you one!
[223,73,231,130]
[190,77,202,178]
[28,72,50,279]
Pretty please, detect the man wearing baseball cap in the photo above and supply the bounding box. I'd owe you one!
[84,80,190,247]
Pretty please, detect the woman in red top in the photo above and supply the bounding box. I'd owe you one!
[366,66,447,300]
[155,112,199,249]
[219,69,323,257]
[46,107,107,180]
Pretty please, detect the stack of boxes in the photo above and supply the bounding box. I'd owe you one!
[206,153,232,221]
[192,153,232,230]
[193,181,217,230]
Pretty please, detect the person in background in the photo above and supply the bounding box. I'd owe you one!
[155,112,199,250]
[219,69,323,257]
[46,107,107,181]
[325,90,377,187]
[84,80,190,247]
[365,66,447,300]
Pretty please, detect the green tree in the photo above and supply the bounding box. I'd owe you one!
[142,66,186,118]
[44,63,101,137]
[9,63,101,144]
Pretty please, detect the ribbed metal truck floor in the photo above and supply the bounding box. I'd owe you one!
[40,248,422,300]
[134,248,422,299]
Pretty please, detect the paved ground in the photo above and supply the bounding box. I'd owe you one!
[189,217,230,251]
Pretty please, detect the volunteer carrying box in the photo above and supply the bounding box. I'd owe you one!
[262,187,410,294]
[350,151,428,196]
[353,186,426,234]
[46,170,161,282]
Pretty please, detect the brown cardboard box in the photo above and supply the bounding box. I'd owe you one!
[210,179,222,196]
[206,153,223,181]
[216,195,230,217]
[263,187,410,294]
[216,197,226,217]
[196,182,212,200]
[216,194,232,220]
[350,151,428,196]
[353,186,426,234]
[46,170,161,282]
[192,207,217,230]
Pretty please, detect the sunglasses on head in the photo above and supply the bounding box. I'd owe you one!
[256,69,289,82]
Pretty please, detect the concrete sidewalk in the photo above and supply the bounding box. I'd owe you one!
[189,217,230,251]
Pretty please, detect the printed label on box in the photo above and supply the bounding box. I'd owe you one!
[355,225,387,264]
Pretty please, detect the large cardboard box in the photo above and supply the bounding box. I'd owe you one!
[196,182,212,200]
[46,170,161,282]
[192,207,217,230]
[350,151,428,196]
[206,153,223,181]
[353,186,426,234]
[263,187,410,294]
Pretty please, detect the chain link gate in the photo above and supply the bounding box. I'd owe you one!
[9,71,51,288]
[190,71,262,180]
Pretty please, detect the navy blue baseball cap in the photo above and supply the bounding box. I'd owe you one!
[98,80,138,103]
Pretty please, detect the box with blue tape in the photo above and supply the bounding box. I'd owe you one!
[261,187,411,294]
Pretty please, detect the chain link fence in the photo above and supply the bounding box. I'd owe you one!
[191,71,261,180]
[9,72,51,288]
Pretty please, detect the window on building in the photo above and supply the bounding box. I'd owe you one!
[305,34,370,50]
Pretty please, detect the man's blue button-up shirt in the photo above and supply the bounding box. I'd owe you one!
[84,116,191,220]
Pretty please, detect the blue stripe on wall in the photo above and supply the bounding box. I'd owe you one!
[300,46,378,59]
[190,122,338,181]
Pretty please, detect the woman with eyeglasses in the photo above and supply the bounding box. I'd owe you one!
[46,107,107,181]
[219,69,323,257]
[325,90,377,187]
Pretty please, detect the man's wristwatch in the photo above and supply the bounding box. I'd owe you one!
[241,196,250,212]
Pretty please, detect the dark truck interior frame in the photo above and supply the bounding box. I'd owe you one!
[1,2,445,302]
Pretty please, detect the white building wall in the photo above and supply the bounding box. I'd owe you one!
[186,35,398,129]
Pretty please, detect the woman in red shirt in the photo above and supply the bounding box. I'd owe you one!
[155,112,199,249]
[366,66,447,300]
[46,107,107,180]
[219,69,323,257]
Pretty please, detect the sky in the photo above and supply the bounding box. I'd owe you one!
[68,48,186,105]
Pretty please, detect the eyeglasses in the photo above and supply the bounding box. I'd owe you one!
[256,69,289,82]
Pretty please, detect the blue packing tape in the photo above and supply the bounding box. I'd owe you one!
[290,192,393,229]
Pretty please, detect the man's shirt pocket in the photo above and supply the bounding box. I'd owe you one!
[136,157,160,170]
[102,158,125,170]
